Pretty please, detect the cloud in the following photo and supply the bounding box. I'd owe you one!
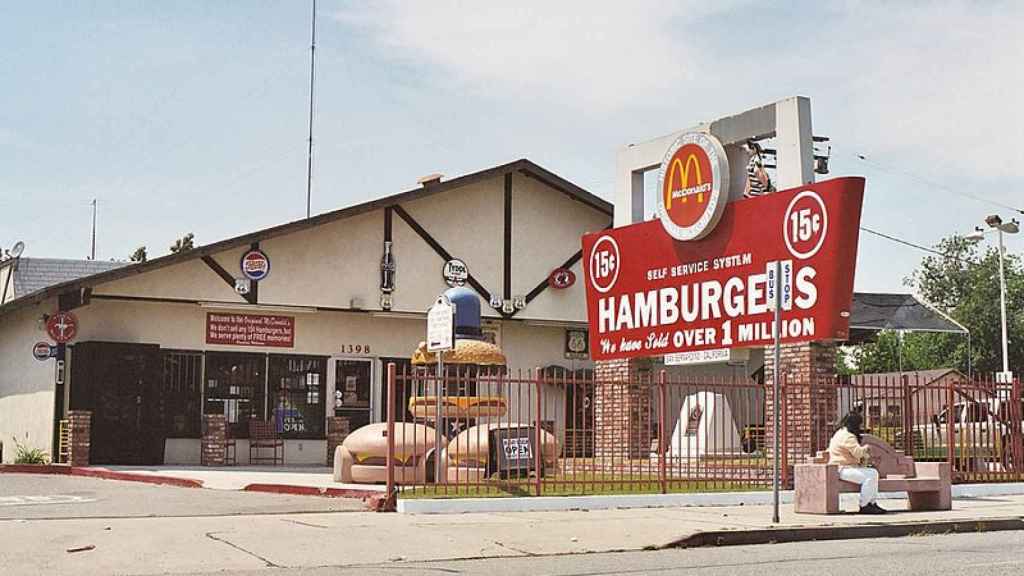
[335,1,744,112]
[336,1,1023,185]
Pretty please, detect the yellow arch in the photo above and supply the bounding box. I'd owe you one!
[664,153,704,209]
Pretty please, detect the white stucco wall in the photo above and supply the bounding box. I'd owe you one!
[0,167,608,465]
[509,173,611,323]
[0,298,57,463]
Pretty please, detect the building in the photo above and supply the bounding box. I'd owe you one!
[0,160,611,465]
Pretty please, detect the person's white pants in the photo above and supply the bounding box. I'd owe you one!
[839,466,879,507]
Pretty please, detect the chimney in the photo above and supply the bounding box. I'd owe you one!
[417,173,444,187]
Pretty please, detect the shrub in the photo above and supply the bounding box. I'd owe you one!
[12,435,49,465]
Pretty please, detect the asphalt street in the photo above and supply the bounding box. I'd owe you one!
[3,474,1023,576]
[164,531,1024,576]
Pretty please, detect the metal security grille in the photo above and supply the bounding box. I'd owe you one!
[162,350,203,438]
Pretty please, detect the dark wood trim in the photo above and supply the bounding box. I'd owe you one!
[392,204,496,307]
[523,250,583,305]
[248,242,260,305]
[384,207,393,242]
[201,256,237,288]
[504,173,512,301]
[202,254,255,305]
[515,221,613,314]
[92,294,201,305]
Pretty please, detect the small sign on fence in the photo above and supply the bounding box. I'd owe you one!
[490,426,536,477]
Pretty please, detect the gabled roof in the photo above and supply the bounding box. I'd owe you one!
[6,258,128,300]
[0,159,610,317]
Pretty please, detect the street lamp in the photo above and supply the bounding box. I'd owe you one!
[966,215,1020,383]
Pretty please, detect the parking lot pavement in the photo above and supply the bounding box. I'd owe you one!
[0,474,365,520]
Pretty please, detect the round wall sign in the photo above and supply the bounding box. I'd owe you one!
[240,248,271,281]
[656,131,730,241]
[549,268,576,289]
[46,312,78,344]
[443,259,468,287]
[32,341,55,361]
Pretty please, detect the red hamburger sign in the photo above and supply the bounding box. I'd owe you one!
[656,132,729,241]
[582,177,865,361]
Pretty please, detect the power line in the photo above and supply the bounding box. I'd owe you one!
[859,225,982,267]
[853,153,1024,216]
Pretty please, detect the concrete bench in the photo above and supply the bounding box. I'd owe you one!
[794,433,951,514]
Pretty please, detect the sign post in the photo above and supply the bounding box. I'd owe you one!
[772,259,782,524]
[427,295,455,483]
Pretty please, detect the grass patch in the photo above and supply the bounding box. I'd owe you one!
[399,478,767,500]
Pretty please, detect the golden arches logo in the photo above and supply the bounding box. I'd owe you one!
[664,152,708,210]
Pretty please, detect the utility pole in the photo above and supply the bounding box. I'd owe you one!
[90,198,97,260]
[305,0,317,219]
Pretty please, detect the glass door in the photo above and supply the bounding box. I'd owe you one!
[333,359,374,431]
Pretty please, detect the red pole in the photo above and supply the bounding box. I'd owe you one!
[658,370,667,494]
[386,362,396,508]
[902,374,912,457]
[534,368,544,497]
[946,377,955,475]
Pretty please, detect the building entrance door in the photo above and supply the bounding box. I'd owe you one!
[70,341,163,464]
[333,359,374,431]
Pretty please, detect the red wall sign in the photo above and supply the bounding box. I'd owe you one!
[46,312,78,344]
[206,312,295,348]
[582,177,864,361]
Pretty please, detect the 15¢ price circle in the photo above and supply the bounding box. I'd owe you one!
[589,235,620,293]
[783,190,828,260]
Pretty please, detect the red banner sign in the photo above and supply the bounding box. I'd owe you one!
[582,177,864,361]
[206,312,295,348]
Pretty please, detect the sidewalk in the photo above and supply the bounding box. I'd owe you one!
[4,493,1024,575]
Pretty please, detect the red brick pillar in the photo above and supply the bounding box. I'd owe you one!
[593,359,651,461]
[67,410,91,467]
[764,341,838,467]
[202,414,227,466]
[327,416,351,466]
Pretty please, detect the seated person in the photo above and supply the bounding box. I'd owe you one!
[828,411,887,514]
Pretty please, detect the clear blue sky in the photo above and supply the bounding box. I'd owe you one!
[1,1,1020,293]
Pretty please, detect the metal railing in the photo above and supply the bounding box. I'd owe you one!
[381,364,1022,499]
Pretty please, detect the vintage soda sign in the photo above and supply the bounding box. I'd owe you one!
[582,177,864,361]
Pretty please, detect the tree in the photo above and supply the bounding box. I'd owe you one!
[849,234,1023,375]
[170,233,195,254]
[130,246,147,263]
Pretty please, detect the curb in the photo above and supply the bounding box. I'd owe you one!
[666,516,1024,548]
[0,464,203,488]
[398,483,1024,514]
[242,483,380,499]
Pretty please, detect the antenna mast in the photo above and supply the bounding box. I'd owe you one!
[305,0,317,219]
[90,198,97,260]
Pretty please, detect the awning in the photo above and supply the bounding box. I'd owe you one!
[848,292,968,344]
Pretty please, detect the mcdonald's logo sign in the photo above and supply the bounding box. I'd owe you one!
[656,131,730,241]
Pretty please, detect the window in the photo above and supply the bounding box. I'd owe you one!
[268,355,327,439]
[162,350,203,438]
[204,352,266,439]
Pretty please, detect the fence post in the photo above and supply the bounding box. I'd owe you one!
[1013,378,1023,481]
[901,374,912,457]
[386,362,396,509]
[946,376,955,476]
[780,375,789,489]
[534,367,544,497]
[658,370,667,494]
